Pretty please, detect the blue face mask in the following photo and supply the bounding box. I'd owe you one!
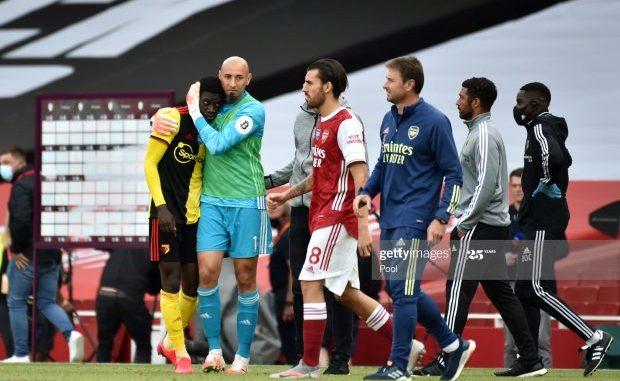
[0,164,13,181]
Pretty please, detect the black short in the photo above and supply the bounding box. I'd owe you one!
[149,218,198,263]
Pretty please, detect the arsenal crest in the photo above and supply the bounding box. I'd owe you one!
[408,125,419,140]
[321,129,330,143]
[160,244,171,255]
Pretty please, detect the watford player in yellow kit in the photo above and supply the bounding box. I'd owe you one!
[144,76,224,374]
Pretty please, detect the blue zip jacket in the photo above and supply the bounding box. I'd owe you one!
[360,98,462,229]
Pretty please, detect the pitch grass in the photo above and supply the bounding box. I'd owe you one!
[0,364,619,381]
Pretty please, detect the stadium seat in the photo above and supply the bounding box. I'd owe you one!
[558,279,581,288]
[472,286,489,302]
[569,302,590,315]
[578,279,599,288]
[586,302,620,316]
[597,286,620,302]
[559,285,598,303]
[470,300,494,313]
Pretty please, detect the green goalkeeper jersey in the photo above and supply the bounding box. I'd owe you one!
[195,91,267,209]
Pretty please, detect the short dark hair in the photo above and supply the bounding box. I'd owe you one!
[199,76,225,98]
[1,146,26,162]
[520,82,551,103]
[307,58,348,98]
[386,55,424,94]
[462,77,497,111]
[509,167,524,179]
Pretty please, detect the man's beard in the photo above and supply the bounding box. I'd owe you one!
[306,92,325,109]
[226,92,240,103]
[459,108,473,120]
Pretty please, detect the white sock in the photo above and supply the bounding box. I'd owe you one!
[443,338,460,353]
[586,330,603,347]
[365,305,389,331]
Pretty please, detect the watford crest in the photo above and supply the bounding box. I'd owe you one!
[160,244,171,255]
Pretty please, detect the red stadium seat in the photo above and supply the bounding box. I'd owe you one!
[597,285,620,302]
[559,285,598,303]
[569,302,590,315]
[472,286,489,302]
[558,278,581,288]
[585,302,620,316]
[578,280,599,288]
[470,300,494,313]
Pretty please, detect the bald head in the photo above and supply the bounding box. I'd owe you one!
[221,56,250,73]
[219,56,252,103]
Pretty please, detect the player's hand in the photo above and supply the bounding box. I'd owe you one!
[156,204,177,237]
[353,194,371,217]
[60,299,76,314]
[505,252,518,267]
[186,81,201,109]
[152,107,179,135]
[267,193,286,212]
[282,304,294,322]
[427,219,446,248]
[13,253,30,270]
[357,227,373,257]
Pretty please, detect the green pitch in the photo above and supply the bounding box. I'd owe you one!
[0,364,618,381]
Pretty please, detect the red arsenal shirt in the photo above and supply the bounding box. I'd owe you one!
[310,107,366,238]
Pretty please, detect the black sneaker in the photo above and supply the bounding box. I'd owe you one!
[324,362,350,375]
[584,331,614,377]
[440,339,476,381]
[412,356,445,377]
[494,359,547,377]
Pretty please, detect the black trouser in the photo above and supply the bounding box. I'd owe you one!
[289,206,354,365]
[274,287,298,365]
[96,290,152,363]
[515,196,594,342]
[445,222,539,365]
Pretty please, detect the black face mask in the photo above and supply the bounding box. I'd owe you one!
[270,218,281,230]
[513,106,528,126]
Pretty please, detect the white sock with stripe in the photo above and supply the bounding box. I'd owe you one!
[366,304,389,331]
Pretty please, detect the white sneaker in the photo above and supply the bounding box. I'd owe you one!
[68,330,84,362]
[202,349,226,373]
[226,354,249,374]
[2,355,30,363]
[407,339,426,372]
[270,360,321,379]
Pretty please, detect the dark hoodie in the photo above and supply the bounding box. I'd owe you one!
[8,164,60,263]
[519,112,572,224]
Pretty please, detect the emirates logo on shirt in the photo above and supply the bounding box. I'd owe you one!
[312,146,326,168]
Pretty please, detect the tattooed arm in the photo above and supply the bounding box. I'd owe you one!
[266,175,312,212]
